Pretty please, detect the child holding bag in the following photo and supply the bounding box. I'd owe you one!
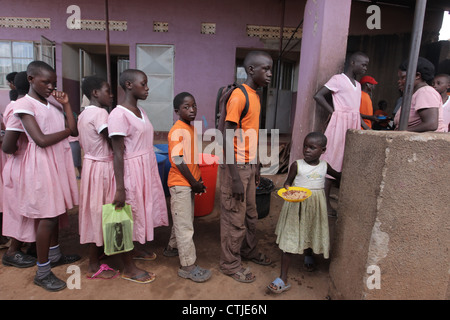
[268,132,340,294]
[78,76,119,279]
[108,69,169,284]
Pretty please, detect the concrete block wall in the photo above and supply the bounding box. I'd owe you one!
[328,130,450,300]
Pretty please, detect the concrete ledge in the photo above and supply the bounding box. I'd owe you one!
[328,130,450,300]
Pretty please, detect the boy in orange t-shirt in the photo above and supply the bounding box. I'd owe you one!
[164,92,211,283]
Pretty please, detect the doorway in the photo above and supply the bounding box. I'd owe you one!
[62,43,129,112]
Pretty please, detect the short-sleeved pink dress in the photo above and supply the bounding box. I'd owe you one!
[442,97,450,131]
[2,99,38,242]
[78,106,115,246]
[394,86,447,132]
[0,112,7,212]
[321,74,362,173]
[13,95,79,219]
[108,105,168,244]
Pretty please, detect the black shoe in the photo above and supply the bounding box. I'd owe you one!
[2,251,36,268]
[50,254,81,268]
[34,272,66,292]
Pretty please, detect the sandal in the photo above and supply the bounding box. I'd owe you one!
[225,267,256,283]
[247,253,272,266]
[87,264,120,280]
[268,277,291,294]
[163,246,179,257]
[121,271,156,284]
[178,265,211,283]
[133,251,157,261]
[304,255,316,272]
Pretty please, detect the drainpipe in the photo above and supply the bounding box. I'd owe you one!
[273,0,286,130]
[105,0,111,87]
[398,0,427,130]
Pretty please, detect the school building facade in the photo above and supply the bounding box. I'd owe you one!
[1,0,448,137]
[1,0,449,300]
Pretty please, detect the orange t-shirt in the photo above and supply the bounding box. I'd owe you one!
[167,120,201,187]
[225,84,260,163]
[360,91,373,129]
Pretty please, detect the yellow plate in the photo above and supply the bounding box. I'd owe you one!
[277,187,312,203]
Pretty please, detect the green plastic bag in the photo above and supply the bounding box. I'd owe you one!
[102,204,134,256]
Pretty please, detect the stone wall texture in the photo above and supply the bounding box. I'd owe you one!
[328,130,450,300]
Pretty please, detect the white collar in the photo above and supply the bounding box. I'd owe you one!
[25,94,49,109]
[117,105,145,123]
[341,73,358,90]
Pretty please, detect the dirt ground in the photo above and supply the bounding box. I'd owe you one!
[0,173,338,301]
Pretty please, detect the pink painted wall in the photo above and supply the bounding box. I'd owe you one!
[0,0,306,130]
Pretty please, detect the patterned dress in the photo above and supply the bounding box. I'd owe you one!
[275,160,330,258]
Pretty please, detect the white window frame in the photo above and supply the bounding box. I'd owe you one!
[0,40,35,88]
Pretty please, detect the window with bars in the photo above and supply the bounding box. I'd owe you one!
[0,41,34,88]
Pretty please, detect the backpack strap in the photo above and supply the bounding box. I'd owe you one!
[237,84,249,130]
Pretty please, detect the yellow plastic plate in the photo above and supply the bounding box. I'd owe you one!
[277,187,312,203]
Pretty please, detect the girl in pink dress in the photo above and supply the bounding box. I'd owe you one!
[78,76,118,279]
[108,69,168,284]
[1,71,37,268]
[314,52,370,216]
[11,61,80,292]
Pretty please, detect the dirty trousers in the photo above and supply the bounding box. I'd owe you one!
[167,185,196,267]
[219,164,259,275]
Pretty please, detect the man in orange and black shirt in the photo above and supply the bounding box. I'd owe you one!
[220,51,273,283]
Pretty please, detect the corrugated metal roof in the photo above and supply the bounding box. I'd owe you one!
[354,0,450,11]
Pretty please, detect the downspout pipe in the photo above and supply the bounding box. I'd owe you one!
[398,0,428,130]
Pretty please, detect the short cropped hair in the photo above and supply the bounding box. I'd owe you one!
[173,92,194,110]
[119,69,145,91]
[26,60,55,77]
[349,51,369,62]
[243,51,272,71]
[305,132,327,147]
[399,57,435,82]
[82,76,107,99]
[13,71,30,95]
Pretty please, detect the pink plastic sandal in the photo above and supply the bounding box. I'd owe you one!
[87,264,120,280]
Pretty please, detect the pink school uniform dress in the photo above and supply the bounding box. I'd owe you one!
[2,99,38,242]
[78,106,116,246]
[321,73,362,173]
[108,105,168,244]
[440,96,449,131]
[394,86,447,132]
[0,113,7,213]
[12,95,78,220]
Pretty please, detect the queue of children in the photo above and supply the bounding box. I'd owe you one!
[0,50,448,295]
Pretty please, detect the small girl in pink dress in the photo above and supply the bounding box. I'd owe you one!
[78,76,118,279]
[314,52,370,216]
[10,61,80,292]
[108,69,169,284]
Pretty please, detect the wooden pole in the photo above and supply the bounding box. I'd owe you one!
[273,0,286,129]
[398,0,427,130]
[105,0,111,87]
